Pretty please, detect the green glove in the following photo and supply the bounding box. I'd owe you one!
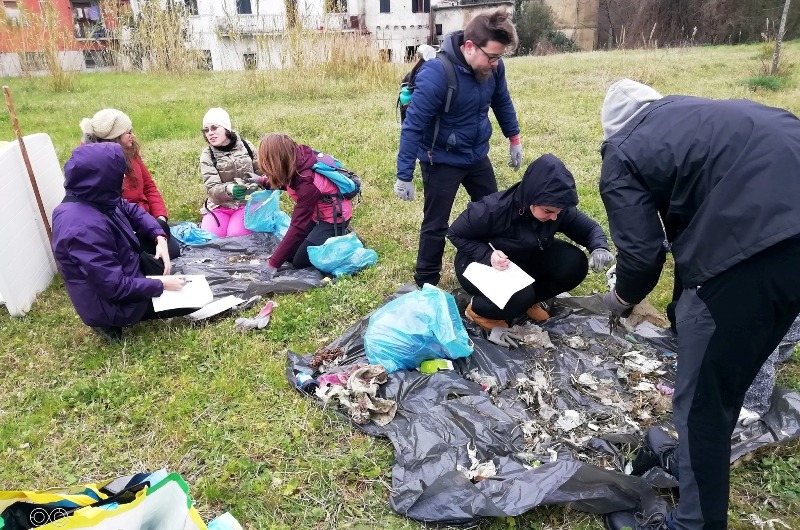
[230,184,247,199]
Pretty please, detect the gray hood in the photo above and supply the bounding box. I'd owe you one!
[601,79,662,140]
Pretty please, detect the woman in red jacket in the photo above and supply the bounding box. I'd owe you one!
[80,108,181,258]
[257,133,353,280]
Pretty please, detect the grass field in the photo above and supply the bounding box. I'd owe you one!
[1,41,800,529]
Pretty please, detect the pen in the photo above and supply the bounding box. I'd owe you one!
[489,242,497,251]
[182,277,192,283]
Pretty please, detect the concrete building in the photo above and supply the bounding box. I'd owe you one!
[0,0,128,76]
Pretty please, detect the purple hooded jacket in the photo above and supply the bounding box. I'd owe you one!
[51,143,165,327]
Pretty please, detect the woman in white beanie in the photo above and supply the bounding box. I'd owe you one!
[80,108,180,259]
[199,107,261,237]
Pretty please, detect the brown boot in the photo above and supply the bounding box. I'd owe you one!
[465,303,508,331]
[526,303,550,322]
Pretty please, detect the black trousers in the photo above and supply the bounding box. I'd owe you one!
[672,235,800,530]
[292,220,351,270]
[137,217,181,260]
[454,239,588,321]
[415,158,497,287]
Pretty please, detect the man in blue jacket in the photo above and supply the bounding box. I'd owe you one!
[395,7,523,288]
[599,79,800,530]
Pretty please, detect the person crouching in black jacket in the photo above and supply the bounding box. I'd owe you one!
[447,154,614,331]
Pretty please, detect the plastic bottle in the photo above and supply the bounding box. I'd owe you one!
[295,371,318,393]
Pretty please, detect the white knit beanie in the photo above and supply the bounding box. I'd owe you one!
[79,108,132,140]
[601,79,663,140]
[203,108,232,131]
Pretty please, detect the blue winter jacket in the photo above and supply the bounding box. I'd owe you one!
[397,31,520,181]
[51,143,165,327]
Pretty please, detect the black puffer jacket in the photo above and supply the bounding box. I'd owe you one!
[448,154,609,264]
[600,96,800,304]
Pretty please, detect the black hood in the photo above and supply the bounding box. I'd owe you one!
[513,154,579,211]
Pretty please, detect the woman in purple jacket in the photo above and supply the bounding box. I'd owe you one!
[51,143,188,342]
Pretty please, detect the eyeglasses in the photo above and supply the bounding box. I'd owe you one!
[475,45,504,64]
[202,125,221,134]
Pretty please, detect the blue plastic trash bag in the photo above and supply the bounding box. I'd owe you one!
[244,189,291,237]
[364,284,473,373]
[307,232,378,277]
[170,222,217,245]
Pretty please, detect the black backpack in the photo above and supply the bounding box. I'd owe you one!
[397,52,458,156]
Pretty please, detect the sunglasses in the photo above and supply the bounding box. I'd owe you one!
[201,124,222,134]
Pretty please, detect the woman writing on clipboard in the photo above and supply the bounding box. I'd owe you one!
[447,154,613,334]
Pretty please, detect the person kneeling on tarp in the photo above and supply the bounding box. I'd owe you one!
[447,153,613,332]
[52,143,189,343]
[256,133,355,281]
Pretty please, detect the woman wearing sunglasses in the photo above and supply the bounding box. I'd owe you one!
[199,107,261,237]
[447,154,614,335]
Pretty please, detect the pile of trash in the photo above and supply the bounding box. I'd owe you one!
[287,287,800,525]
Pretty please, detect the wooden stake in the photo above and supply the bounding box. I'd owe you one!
[3,85,52,241]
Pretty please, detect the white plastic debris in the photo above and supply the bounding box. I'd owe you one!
[555,410,582,432]
[623,351,662,374]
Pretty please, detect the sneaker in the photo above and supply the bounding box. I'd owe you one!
[526,303,550,322]
[632,427,679,476]
[91,326,123,343]
[605,510,670,530]
[465,303,508,332]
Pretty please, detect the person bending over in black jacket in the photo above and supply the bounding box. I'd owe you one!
[447,154,614,332]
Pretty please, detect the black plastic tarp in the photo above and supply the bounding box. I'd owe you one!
[287,287,800,525]
[171,233,325,298]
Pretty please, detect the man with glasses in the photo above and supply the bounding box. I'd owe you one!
[395,7,523,288]
[599,78,800,530]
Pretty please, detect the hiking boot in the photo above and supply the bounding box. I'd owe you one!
[526,302,550,322]
[91,326,123,343]
[631,427,679,476]
[465,303,508,332]
[605,510,671,530]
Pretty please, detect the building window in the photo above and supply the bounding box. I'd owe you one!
[19,52,47,71]
[71,1,104,39]
[327,0,345,13]
[411,0,429,13]
[236,0,252,14]
[83,49,114,68]
[243,53,256,70]
[198,50,212,70]
[3,1,20,24]
[184,0,198,15]
[435,23,442,36]
[379,0,390,14]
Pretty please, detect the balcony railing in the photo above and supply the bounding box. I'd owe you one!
[215,13,364,36]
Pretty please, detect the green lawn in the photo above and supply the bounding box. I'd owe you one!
[1,41,799,529]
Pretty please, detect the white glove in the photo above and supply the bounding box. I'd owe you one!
[488,327,522,348]
[394,179,416,201]
[589,248,615,272]
[508,140,523,171]
[605,264,617,291]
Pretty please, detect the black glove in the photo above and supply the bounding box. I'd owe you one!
[603,290,634,318]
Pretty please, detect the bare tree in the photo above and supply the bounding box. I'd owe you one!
[771,0,791,74]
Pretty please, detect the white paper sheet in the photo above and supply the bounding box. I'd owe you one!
[462,261,534,309]
[148,275,213,311]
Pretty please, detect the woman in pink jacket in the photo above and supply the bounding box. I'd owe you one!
[257,133,353,280]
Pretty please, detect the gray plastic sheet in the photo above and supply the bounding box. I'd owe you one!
[170,233,325,298]
[287,289,800,525]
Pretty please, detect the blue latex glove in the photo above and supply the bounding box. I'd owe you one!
[394,179,415,201]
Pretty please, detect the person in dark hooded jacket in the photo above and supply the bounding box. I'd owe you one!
[256,133,354,281]
[395,7,523,288]
[598,79,800,530]
[448,154,613,333]
[51,143,188,343]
